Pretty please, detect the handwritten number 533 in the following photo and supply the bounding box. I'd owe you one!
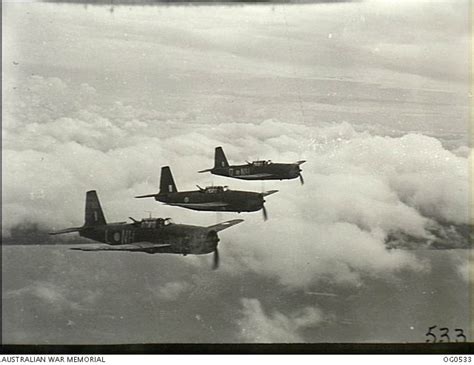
[425,326,466,343]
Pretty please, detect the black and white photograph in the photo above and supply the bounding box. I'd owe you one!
[2,0,472,350]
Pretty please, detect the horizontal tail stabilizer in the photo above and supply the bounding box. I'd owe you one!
[135,194,157,199]
[49,227,83,235]
[198,168,213,173]
[296,160,306,165]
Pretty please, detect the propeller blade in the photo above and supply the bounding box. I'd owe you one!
[299,174,305,185]
[212,248,220,270]
[262,205,268,221]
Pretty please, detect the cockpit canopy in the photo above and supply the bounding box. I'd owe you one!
[251,160,272,167]
[140,218,172,229]
[204,186,228,194]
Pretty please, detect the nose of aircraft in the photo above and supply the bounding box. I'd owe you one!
[207,230,220,270]
[207,230,220,250]
[291,164,304,184]
[290,165,301,177]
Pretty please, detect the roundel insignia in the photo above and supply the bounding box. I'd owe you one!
[113,232,121,242]
[184,197,189,203]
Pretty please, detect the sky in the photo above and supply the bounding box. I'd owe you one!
[2,0,472,344]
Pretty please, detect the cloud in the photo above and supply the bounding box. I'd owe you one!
[153,281,192,301]
[4,282,97,312]
[224,219,428,287]
[237,298,323,342]
[446,252,472,283]
[3,75,470,289]
[2,3,471,344]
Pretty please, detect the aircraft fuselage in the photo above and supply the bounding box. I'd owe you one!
[156,189,264,212]
[211,163,301,181]
[79,222,218,255]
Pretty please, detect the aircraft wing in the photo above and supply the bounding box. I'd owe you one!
[70,242,171,252]
[262,190,278,197]
[207,219,244,232]
[239,173,275,179]
[171,202,229,208]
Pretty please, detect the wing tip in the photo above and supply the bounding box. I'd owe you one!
[225,218,244,225]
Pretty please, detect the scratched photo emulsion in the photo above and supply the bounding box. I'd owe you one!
[2,0,472,346]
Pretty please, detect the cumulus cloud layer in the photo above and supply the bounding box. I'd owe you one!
[4,281,100,312]
[3,75,471,289]
[2,2,471,344]
[237,298,323,342]
[153,281,192,301]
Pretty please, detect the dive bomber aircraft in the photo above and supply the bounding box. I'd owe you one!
[135,166,278,220]
[199,146,306,184]
[50,190,243,269]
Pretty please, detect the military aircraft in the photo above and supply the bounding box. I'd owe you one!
[49,190,244,269]
[135,166,278,220]
[198,146,306,184]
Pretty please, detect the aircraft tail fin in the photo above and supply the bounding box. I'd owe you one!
[84,190,107,227]
[214,146,229,169]
[159,166,178,195]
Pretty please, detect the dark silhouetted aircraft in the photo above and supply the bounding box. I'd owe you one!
[135,166,278,220]
[198,146,306,184]
[49,190,243,269]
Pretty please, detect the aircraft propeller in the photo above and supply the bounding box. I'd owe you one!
[262,204,268,221]
[299,173,305,185]
[212,248,219,270]
[259,190,277,221]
